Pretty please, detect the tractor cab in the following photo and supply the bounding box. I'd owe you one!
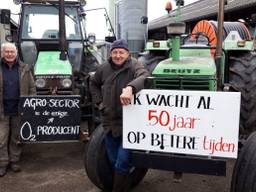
[17,0,86,94]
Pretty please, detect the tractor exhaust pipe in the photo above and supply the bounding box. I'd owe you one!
[167,22,185,61]
[215,0,226,90]
[166,1,185,62]
[59,0,67,60]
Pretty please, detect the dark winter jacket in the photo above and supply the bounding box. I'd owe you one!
[0,59,36,119]
[90,57,149,137]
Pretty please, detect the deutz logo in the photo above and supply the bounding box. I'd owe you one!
[163,69,200,74]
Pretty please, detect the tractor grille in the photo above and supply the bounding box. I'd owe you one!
[149,76,216,91]
[35,75,73,95]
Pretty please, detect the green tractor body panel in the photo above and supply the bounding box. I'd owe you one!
[223,40,254,51]
[222,31,254,51]
[150,48,217,91]
[34,51,72,76]
[180,48,212,57]
[152,56,216,77]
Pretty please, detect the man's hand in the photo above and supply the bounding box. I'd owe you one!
[120,86,133,105]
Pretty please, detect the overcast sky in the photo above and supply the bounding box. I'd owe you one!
[0,0,199,21]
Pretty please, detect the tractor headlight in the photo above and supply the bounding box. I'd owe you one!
[61,78,72,88]
[35,78,46,88]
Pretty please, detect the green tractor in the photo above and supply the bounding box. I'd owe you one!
[14,0,114,143]
[85,0,256,191]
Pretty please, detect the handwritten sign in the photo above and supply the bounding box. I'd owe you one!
[19,96,81,142]
[123,89,241,158]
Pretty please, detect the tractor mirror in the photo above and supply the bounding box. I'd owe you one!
[0,9,10,24]
[105,36,116,43]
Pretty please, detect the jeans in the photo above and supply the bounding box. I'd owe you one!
[104,132,131,174]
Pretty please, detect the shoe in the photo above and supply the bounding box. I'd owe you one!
[173,172,183,183]
[0,167,7,177]
[10,163,21,172]
[113,171,129,192]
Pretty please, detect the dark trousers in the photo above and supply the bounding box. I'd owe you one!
[105,132,131,174]
[0,116,21,168]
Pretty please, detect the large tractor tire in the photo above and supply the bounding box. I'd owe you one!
[229,52,256,137]
[84,124,148,191]
[231,131,256,192]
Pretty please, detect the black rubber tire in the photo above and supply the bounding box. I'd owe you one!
[84,124,112,190]
[230,131,256,192]
[138,52,166,73]
[84,124,148,191]
[229,52,256,137]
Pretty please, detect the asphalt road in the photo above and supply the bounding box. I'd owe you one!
[0,142,234,192]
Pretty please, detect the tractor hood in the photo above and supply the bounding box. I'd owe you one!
[34,51,72,76]
[152,56,216,77]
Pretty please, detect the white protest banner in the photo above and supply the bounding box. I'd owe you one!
[123,89,241,158]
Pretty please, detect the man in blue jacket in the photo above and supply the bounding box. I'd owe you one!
[0,42,36,177]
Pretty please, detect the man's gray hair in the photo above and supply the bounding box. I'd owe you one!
[1,42,17,57]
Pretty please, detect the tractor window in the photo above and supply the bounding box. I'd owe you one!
[84,8,115,42]
[21,5,82,40]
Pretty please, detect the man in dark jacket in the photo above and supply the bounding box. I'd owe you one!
[0,42,36,177]
[90,39,149,191]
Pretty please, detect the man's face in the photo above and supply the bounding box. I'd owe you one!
[110,48,129,66]
[2,45,17,64]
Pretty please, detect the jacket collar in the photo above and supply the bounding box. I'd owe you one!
[1,58,20,69]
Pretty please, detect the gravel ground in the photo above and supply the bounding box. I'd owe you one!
[0,142,234,192]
